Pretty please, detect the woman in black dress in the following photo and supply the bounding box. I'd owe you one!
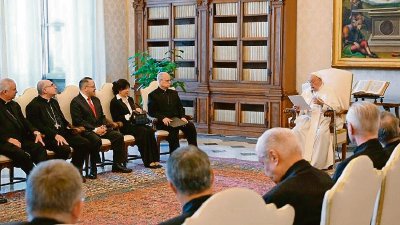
[110,79,161,168]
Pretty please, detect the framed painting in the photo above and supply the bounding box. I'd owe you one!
[332,0,400,68]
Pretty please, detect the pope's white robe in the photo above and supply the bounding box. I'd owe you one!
[292,83,343,169]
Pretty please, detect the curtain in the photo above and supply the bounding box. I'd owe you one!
[0,0,42,92]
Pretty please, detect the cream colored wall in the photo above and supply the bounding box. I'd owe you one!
[296,0,399,100]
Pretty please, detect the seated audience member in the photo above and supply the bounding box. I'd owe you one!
[0,78,47,176]
[255,127,334,225]
[332,101,389,182]
[71,77,132,179]
[378,111,400,157]
[292,72,342,169]
[110,79,161,168]
[159,145,213,225]
[9,160,84,225]
[148,72,197,153]
[26,80,92,177]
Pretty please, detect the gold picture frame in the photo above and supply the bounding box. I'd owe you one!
[332,0,400,68]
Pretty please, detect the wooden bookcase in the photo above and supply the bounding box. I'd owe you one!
[133,0,297,137]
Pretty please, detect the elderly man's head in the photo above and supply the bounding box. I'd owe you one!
[255,128,303,183]
[308,73,323,92]
[26,160,84,223]
[37,80,58,97]
[0,78,18,101]
[378,111,400,146]
[346,101,380,144]
[157,72,172,90]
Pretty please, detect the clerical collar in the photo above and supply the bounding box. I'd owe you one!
[38,95,52,103]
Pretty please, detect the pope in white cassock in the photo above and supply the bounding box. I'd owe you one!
[292,72,343,169]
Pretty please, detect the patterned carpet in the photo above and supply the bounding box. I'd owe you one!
[0,157,275,225]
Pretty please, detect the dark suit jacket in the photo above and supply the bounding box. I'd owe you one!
[70,94,107,130]
[383,139,400,159]
[332,138,389,182]
[26,96,70,140]
[0,99,37,144]
[159,195,212,225]
[263,160,334,225]
[148,87,185,122]
[110,96,141,134]
[4,217,63,225]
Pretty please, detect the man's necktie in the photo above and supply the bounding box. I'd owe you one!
[87,98,97,117]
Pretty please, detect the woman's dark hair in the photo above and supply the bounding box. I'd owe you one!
[112,79,131,95]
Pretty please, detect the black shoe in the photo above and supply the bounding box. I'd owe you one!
[145,164,163,169]
[112,164,132,173]
[0,197,7,204]
[86,169,97,179]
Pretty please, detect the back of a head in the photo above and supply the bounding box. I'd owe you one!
[346,101,380,136]
[166,146,212,195]
[26,160,83,217]
[378,111,399,145]
[255,127,302,160]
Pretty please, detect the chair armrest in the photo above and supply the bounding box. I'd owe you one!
[284,108,297,128]
[323,110,347,133]
[184,115,193,121]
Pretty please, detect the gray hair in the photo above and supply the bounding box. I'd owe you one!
[26,160,83,216]
[78,77,93,90]
[378,111,399,145]
[0,78,15,92]
[346,101,380,136]
[157,72,170,82]
[255,128,302,159]
[166,145,212,195]
[36,80,48,95]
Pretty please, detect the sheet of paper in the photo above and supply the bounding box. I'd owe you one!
[288,95,311,110]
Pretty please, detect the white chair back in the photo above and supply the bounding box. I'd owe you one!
[15,87,38,117]
[140,81,160,112]
[372,144,400,225]
[56,85,80,124]
[95,83,114,121]
[312,68,353,110]
[320,156,382,225]
[183,187,295,225]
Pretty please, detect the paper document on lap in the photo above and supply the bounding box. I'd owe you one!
[170,117,188,128]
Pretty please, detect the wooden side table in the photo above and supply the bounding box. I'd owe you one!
[375,101,400,119]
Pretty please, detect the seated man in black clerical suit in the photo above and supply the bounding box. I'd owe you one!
[378,111,400,158]
[0,78,47,176]
[8,160,84,225]
[70,77,131,178]
[332,102,389,182]
[26,80,92,178]
[148,72,197,153]
[159,146,213,225]
[255,127,334,225]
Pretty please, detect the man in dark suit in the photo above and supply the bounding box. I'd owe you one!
[0,78,47,176]
[255,127,334,225]
[148,72,197,153]
[332,101,389,182]
[7,160,84,225]
[70,77,131,178]
[26,80,92,177]
[378,111,400,158]
[159,146,213,225]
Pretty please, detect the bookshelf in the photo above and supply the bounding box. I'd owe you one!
[134,0,297,137]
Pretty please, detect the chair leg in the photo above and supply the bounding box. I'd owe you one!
[101,152,106,168]
[341,143,347,160]
[9,166,14,183]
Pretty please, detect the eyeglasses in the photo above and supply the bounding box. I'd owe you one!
[44,83,55,88]
[162,79,172,82]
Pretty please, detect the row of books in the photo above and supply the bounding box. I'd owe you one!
[175,46,196,60]
[184,107,194,117]
[243,22,268,38]
[243,46,268,61]
[175,24,196,39]
[214,23,238,38]
[214,46,237,60]
[148,7,169,19]
[215,3,237,16]
[148,25,169,39]
[175,5,196,18]
[243,69,268,81]
[214,109,236,123]
[148,47,169,60]
[243,1,268,15]
[241,111,265,124]
[213,68,238,80]
[175,67,196,80]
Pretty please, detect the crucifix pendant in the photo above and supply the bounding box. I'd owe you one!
[55,123,61,129]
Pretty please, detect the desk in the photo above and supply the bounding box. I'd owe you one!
[375,101,400,119]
